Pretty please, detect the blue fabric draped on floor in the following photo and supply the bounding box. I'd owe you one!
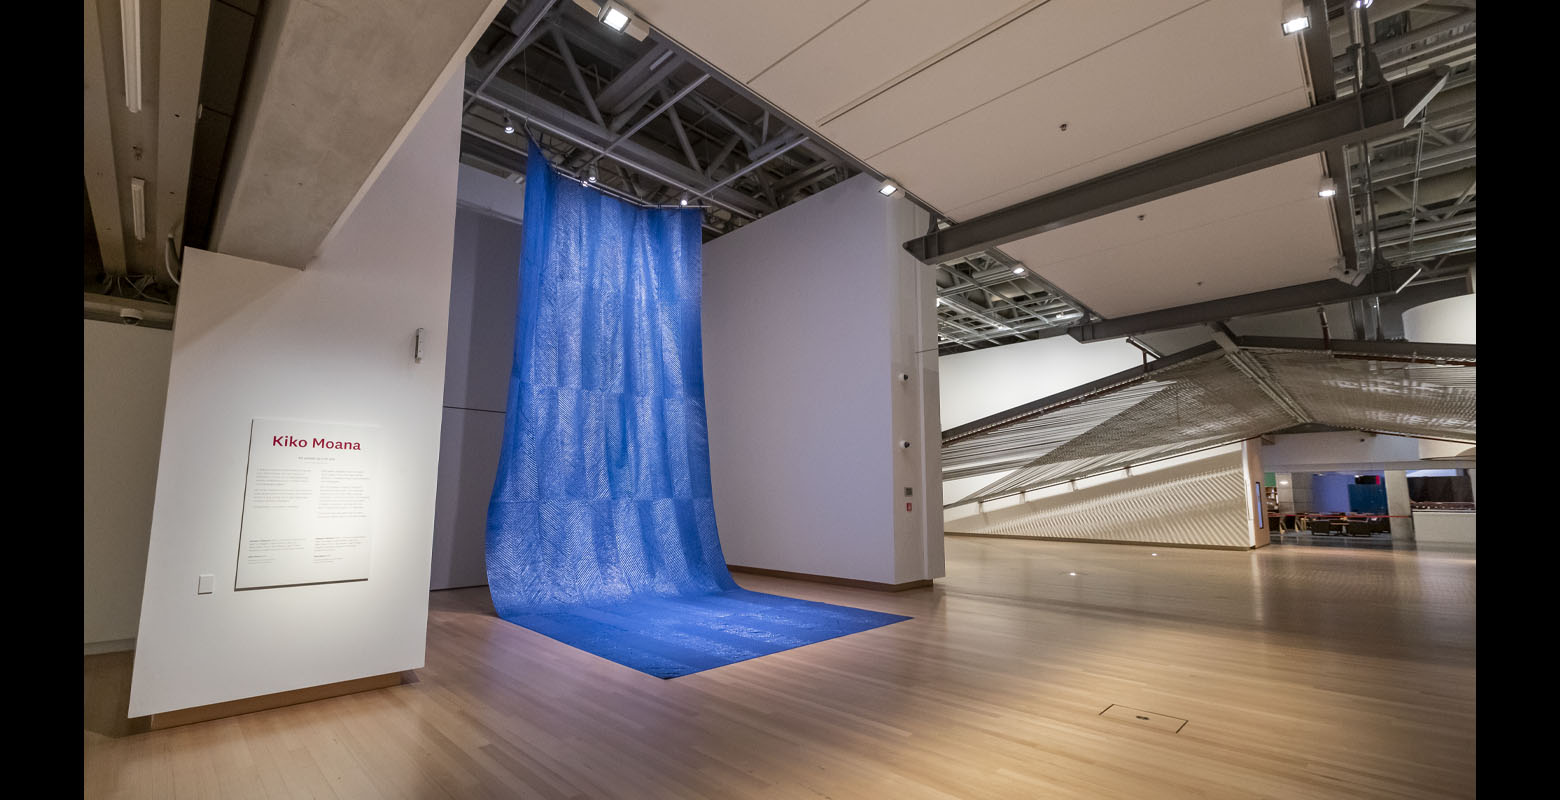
[485,141,907,679]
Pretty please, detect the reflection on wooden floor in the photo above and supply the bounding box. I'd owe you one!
[85,537,1476,799]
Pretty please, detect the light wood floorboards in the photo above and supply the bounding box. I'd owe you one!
[84,537,1476,798]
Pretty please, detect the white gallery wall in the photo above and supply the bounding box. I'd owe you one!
[84,321,174,651]
[430,199,523,591]
[129,73,461,717]
[1402,293,1476,344]
[938,335,1140,510]
[703,174,943,585]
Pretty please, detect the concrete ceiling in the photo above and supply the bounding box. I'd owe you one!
[632,0,1340,318]
[208,0,506,268]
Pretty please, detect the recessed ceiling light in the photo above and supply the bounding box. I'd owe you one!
[1068,572,1077,576]
[600,2,631,32]
[1151,553,1158,556]
[1282,16,1309,34]
[879,182,898,196]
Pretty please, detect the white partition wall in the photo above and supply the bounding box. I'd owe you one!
[937,335,1141,512]
[429,203,523,590]
[946,444,1258,548]
[84,321,174,652]
[128,74,461,717]
[703,174,943,586]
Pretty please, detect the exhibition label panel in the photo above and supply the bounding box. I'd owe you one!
[235,419,378,590]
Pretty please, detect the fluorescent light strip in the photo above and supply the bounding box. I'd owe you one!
[121,0,142,112]
[130,177,146,240]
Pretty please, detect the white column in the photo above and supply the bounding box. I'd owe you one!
[1241,439,1269,548]
[1384,469,1415,542]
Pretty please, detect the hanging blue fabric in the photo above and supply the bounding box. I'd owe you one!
[485,141,907,678]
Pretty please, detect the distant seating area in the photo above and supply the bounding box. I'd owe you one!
[1292,513,1392,536]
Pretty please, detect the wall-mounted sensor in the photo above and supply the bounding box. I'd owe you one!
[414,328,426,363]
[898,372,910,382]
[899,440,911,449]
[119,308,143,325]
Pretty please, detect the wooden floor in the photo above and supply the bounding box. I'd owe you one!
[84,537,1477,799]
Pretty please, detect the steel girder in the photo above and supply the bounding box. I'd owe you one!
[902,70,1448,265]
[1064,261,1469,343]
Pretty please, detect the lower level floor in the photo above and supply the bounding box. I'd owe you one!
[85,535,1476,798]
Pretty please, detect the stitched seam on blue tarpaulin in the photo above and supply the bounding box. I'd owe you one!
[483,141,907,678]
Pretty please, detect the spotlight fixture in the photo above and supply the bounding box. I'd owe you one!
[587,163,599,183]
[879,181,898,196]
[679,192,689,207]
[1354,0,1373,8]
[503,116,515,135]
[121,0,143,112]
[130,177,146,241]
[599,1,632,32]
[1280,0,1309,34]
[1151,553,1159,556]
[1012,266,1026,275]
[1068,572,1077,576]
[1318,178,1337,198]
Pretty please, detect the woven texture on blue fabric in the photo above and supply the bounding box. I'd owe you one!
[485,141,907,678]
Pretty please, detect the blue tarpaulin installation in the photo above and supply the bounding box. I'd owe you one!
[484,141,908,678]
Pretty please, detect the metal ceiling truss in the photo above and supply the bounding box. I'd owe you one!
[943,334,1475,507]
[933,249,1096,353]
[458,0,857,239]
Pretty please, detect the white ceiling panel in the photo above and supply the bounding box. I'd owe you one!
[749,0,1039,127]
[858,0,1311,218]
[636,0,1341,323]
[630,0,858,83]
[938,89,1305,221]
[818,0,1198,161]
[1002,156,1337,317]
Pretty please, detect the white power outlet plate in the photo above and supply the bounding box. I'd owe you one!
[197,574,214,595]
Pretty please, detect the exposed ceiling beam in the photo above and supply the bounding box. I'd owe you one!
[83,0,128,277]
[903,70,1449,265]
[469,81,769,217]
[1066,261,1470,343]
[593,42,679,118]
[152,0,212,288]
[464,0,558,114]
[1209,323,1310,424]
